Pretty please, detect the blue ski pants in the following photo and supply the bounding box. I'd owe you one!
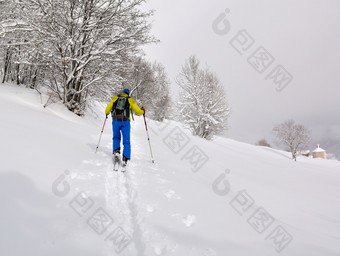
[112,119,131,159]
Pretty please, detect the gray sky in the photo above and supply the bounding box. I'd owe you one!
[142,0,340,154]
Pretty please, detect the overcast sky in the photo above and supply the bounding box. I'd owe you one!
[142,0,340,153]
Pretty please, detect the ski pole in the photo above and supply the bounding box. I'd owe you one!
[95,115,108,153]
[143,113,154,163]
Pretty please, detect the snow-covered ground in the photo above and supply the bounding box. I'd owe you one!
[1,83,340,256]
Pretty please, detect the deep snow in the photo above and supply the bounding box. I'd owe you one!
[0,83,340,256]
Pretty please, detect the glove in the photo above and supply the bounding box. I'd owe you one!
[141,107,146,114]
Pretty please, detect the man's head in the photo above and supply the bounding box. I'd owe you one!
[121,88,130,95]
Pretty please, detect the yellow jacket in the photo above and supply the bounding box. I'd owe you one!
[105,93,144,120]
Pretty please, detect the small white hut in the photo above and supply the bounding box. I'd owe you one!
[312,144,327,159]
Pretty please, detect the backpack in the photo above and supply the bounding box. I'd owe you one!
[111,95,130,120]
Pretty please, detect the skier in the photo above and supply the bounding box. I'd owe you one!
[105,88,145,169]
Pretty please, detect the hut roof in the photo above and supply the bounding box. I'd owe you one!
[313,144,325,153]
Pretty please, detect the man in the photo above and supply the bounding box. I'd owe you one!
[105,88,145,165]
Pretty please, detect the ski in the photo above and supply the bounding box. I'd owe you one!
[113,153,121,172]
[120,162,127,172]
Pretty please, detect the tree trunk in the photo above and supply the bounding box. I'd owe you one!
[16,63,20,85]
[65,77,85,115]
[30,68,38,89]
[2,48,11,84]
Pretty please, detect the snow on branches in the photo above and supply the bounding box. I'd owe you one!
[273,119,311,161]
[0,0,156,115]
[176,55,230,140]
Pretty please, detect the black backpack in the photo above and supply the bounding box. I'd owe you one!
[111,95,130,120]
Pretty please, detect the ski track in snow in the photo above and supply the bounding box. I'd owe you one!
[101,142,192,256]
[123,168,147,255]
[70,149,148,255]
[101,144,148,256]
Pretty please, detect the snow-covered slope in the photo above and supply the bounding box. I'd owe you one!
[1,84,340,256]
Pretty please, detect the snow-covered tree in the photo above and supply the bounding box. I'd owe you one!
[1,0,156,115]
[273,119,311,161]
[176,55,230,140]
[121,57,172,121]
[0,0,37,86]
[150,62,172,121]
